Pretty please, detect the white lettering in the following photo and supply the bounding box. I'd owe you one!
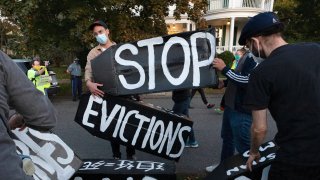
[142,116,156,148]
[137,37,164,90]
[149,120,165,150]
[190,32,215,86]
[157,122,181,154]
[169,125,191,158]
[132,114,151,146]
[101,102,121,132]
[82,95,103,128]
[120,110,139,142]
[112,106,126,138]
[115,44,145,89]
[162,37,191,86]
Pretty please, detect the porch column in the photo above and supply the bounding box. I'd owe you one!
[186,22,190,31]
[228,17,235,52]
[261,0,265,10]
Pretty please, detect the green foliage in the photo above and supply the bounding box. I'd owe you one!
[0,0,207,64]
[274,0,320,42]
[217,50,234,68]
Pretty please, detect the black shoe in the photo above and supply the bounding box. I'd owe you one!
[127,155,137,160]
[72,97,76,101]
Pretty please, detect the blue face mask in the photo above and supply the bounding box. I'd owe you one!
[96,34,108,45]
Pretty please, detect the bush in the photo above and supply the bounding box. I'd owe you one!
[217,50,235,67]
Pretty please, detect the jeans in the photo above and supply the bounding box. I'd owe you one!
[71,76,82,98]
[220,106,251,161]
[172,97,196,143]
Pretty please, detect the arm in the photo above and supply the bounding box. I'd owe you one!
[246,109,268,171]
[1,52,57,131]
[66,65,72,74]
[213,57,256,86]
[85,52,104,97]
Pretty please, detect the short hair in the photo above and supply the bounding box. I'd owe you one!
[236,48,246,54]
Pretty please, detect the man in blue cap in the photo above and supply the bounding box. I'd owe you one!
[241,12,320,179]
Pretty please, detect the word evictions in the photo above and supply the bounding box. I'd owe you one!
[115,32,215,90]
[82,95,192,158]
[226,141,276,176]
[13,128,80,180]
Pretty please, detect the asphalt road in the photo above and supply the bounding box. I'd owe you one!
[50,93,277,177]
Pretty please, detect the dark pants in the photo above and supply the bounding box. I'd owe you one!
[71,76,82,98]
[269,161,320,180]
[191,88,208,104]
[111,141,135,159]
[172,97,196,143]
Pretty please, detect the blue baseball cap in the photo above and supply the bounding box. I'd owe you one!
[238,12,283,45]
[89,20,108,31]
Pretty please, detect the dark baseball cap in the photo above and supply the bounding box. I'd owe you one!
[89,20,108,31]
[238,12,283,45]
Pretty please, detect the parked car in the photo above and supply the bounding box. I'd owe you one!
[13,59,59,96]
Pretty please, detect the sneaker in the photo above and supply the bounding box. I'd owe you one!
[186,141,199,148]
[206,164,219,173]
[21,156,35,176]
[206,103,215,109]
[214,108,224,114]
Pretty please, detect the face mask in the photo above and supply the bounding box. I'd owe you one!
[235,54,241,61]
[96,34,108,45]
[33,65,41,71]
[249,39,265,64]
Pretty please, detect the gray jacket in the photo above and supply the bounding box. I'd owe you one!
[0,51,57,179]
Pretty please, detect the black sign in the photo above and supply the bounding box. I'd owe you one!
[75,93,193,161]
[92,28,218,96]
[12,127,83,180]
[205,140,279,180]
[72,159,176,180]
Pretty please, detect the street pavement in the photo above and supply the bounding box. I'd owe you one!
[50,93,277,178]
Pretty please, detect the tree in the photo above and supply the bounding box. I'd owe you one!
[274,0,320,42]
[0,0,207,65]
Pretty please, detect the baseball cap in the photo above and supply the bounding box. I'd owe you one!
[89,20,108,31]
[238,12,283,45]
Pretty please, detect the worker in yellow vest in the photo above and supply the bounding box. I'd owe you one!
[27,57,51,95]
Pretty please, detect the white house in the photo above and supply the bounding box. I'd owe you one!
[165,0,274,53]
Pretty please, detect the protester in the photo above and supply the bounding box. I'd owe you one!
[172,89,199,148]
[239,12,320,179]
[214,49,246,114]
[27,56,50,95]
[190,88,215,109]
[85,20,136,160]
[206,48,257,172]
[0,50,57,179]
[67,58,82,101]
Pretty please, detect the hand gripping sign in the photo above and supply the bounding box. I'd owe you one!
[12,127,83,180]
[91,28,218,96]
[205,140,279,180]
[74,93,193,161]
